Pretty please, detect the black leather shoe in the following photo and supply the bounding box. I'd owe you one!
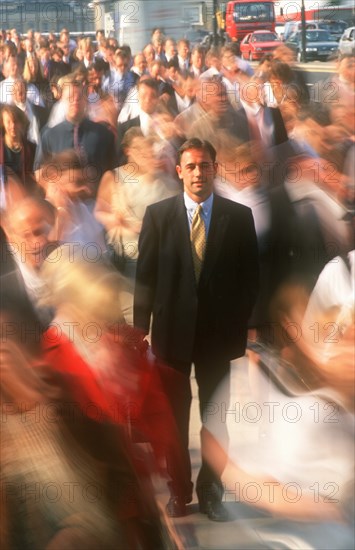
[197,483,229,522]
[166,496,186,518]
[203,499,229,522]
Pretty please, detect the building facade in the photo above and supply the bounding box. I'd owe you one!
[1,0,98,34]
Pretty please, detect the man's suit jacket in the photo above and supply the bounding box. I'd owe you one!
[267,182,341,296]
[134,193,259,364]
[41,60,71,82]
[235,105,288,146]
[35,118,117,192]
[171,55,191,76]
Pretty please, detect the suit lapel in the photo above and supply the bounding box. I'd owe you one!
[172,194,196,284]
[171,194,230,285]
[236,107,252,142]
[201,195,229,283]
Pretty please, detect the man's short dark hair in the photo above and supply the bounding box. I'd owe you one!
[191,45,206,56]
[269,60,293,84]
[151,27,164,36]
[119,44,132,58]
[178,138,216,164]
[177,39,190,48]
[166,58,179,71]
[137,77,159,94]
[92,58,107,73]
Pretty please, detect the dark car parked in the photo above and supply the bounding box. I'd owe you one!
[286,30,339,61]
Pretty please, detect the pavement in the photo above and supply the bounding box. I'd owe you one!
[154,356,278,550]
[153,354,355,550]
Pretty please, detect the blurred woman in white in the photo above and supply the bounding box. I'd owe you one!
[95,128,180,322]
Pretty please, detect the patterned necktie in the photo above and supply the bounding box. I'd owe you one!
[43,62,48,79]
[249,112,262,143]
[73,124,87,166]
[73,124,79,152]
[191,204,206,281]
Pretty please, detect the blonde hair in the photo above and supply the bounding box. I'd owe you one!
[40,247,124,326]
[22,55,40,83]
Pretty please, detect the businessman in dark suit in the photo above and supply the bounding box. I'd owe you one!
[134,138,259,520]
[34,80,117,197]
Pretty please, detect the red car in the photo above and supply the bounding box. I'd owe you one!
[240,30,281,61]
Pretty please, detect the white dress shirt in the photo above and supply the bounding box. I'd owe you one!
[139,109,154,137]
[241,99,274,148]
[184,192,214,236]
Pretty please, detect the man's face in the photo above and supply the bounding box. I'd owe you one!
[165,39,176,57]
[13,80,26,104]
[60,168,92,200]
[152,29,163,43]
[61,44,70,58]
[82,45,93,60]
[138,84,158,114]
[114,55,126,74]
[167,66,178,82]
[25,38,34,52]
[183,77,197,99]
[199,80,228,117]
[10,204,54,269]
[6,57,18,78]
[176,148,217,203]
[144,45,155,64]
[152,38,163,52]
[88,68,102,90]
[40,48,50,62]
[178,41,189,60]
[191,51,204,69]
[52,50,62,63]
[260,59,272,75]
[105,48,114,65]
[66,84,86,123]
[150,63,161,79]
[222,51,238,72]
[60,33,69,46]
[135,54,147,74]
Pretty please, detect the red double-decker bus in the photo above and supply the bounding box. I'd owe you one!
[225,0,276,42]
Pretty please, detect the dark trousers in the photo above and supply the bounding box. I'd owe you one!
[158,355,230,500]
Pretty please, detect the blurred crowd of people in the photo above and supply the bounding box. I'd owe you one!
[0,24,354,549]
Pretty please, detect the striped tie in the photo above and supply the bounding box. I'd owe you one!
[191,204,206,281]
